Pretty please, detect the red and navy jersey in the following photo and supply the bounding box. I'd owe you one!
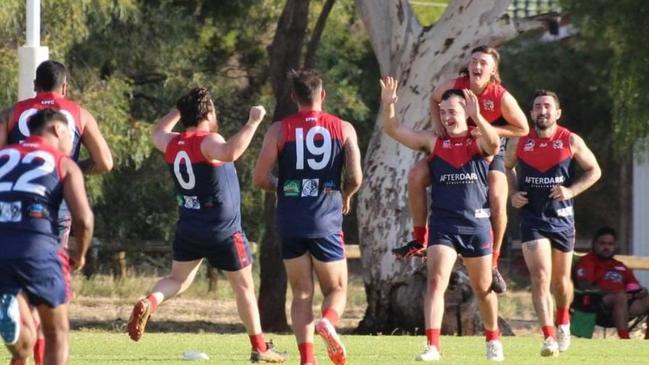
[164,131,241,240]
[0,137,67,258]
[575,252,641,293]
[428,134,491,234]
[453,76,506,124]
[276,110,345,238]
[516,127,574,231]
[8,92,84,161]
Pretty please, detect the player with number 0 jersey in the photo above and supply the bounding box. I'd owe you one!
[126,87,286,363]
[254,69,362,365]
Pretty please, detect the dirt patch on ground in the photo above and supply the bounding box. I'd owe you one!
[69,296,365,334]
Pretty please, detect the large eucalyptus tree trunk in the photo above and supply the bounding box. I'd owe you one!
[354,0,538,334]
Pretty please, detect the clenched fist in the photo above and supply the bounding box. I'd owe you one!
[248,105,267,124]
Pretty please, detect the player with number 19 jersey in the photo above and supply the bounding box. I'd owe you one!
[276,110,346,260]
[164,130,250,271]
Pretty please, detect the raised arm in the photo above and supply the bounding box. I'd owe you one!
[61,157,94,272]
[78,108,113,174]
[550,133,601,201]
[151,109,181,153]
[201,106,266,162]
[465,89,499,156]
[253,122,281,192]
[341,121,362,215]
[495,91,529,138]
[504,137,528,208]
[380,76,435,153]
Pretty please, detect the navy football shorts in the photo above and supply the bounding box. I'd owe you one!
[281,232,345,262]
[521,226,575,252]
[428,229,493,258]
[173,230,252,272]
[0,250,68,308]
[488,148,506,173]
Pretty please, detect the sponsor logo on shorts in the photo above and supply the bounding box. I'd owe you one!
[301,179,319,197]
[283,180,301,197]
[323,180,337,193]
[0,201,22,222]
[474,208,491,218]
[556,206,574,217]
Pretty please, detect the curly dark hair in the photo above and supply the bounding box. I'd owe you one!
[176,87,215,128]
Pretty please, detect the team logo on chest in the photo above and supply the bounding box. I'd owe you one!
[553,139,564,149]
[442,140,451,149]
[523,139,535,151]
[482,99,495,111]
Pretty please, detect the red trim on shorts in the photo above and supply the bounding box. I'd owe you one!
[233,232,249,268]
[338,231,346,254]
[57,247,72,302]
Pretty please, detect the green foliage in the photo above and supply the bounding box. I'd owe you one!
[0,0,378,244]
[561,0,649,154]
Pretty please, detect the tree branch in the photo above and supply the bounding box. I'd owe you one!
[303,0,336,69]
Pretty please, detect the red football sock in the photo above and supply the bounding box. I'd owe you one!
[322,308,339,326]
[249,333,267,352]
[617,328,631,339]
[33,338,45,365]
[298,342,314,365]
[10,359,26,365]
[542,325,556,339]
[413,226,428,245]
[485,328,500,342]
[645,327,649,340]
[492,250,500,268]
[146,294,159,313]
[555,306,570,326]
[425,328,441,349]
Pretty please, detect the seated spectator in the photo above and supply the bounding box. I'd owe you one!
[574,226,649,339]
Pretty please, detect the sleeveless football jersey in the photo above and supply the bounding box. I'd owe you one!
[8,92,84,161]
[0,136,67,258]
[164,131,241,240]
[453,76,506,124]
[276,110,345,238]
[516,126,575,231]
[428,135,491,234]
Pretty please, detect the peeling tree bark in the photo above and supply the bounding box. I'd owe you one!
[354,0,540,334]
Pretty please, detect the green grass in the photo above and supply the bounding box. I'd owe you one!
[3,331,648,364]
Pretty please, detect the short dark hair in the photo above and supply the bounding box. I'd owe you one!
[594,226,617,241]
[176,87,214,128]
[34,60,68,92]
[441,88,466,101]
[28,108,68,135]
[531,89,561,109]
[288,69,322,106]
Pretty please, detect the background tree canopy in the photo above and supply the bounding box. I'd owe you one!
[0,0,645,251]
[0,0,379,245]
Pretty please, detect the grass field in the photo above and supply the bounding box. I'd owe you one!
[2,331,648,365]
